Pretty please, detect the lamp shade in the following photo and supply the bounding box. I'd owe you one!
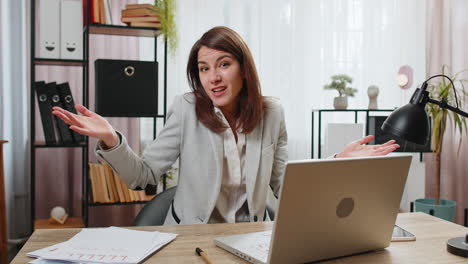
[381,103,430,145]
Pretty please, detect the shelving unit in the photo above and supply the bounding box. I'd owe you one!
[310,109,430,160]
[311,109,394,158]
[30,0,167,229]
[88,23,162,37]
[33,59,86,66]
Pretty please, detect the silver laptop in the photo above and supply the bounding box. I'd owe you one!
[214,154,412,264]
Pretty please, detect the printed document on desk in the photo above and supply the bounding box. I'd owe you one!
[27,227,177,264]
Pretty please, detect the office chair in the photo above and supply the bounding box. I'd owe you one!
[133,185,276,225]
[133,186,177,226]
[266,205,275,220]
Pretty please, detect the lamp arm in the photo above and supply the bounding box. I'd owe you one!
[427,98,468,118]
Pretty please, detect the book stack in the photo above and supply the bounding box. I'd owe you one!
[121,3,161,28]
[89,162,155,203]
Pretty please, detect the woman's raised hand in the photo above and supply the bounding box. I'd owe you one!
[336,135,400,158]
[52,104,119,149]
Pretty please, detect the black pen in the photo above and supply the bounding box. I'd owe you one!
[196,247,214,264]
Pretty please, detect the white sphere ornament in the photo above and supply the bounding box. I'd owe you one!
[50,206,68,224]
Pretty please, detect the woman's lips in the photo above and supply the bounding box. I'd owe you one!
[211,86,227,97]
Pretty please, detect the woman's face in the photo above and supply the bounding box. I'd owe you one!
[197,46,244,116]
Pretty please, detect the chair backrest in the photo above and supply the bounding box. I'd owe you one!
[133,186,177,226]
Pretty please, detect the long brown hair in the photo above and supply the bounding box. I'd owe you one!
[187,26,263,134]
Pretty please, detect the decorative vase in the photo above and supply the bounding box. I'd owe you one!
[414,198,456,222]
[333,96,348,109]
[367,85,379,109]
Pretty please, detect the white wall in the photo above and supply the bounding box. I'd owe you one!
[138,0,427,201]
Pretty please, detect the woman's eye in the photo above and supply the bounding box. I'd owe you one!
[199,67,208,72]
[220,62,230,68]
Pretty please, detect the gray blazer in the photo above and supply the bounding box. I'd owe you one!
[96,93,288,225]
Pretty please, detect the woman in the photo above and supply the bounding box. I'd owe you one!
[52,26,399,225]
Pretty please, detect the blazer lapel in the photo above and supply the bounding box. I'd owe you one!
[245,117,264,210]
[207,129,224,215]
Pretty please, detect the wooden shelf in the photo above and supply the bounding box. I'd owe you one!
[34,217,84,229]
[88,195,155,207]
[33,141,87,148]
[34,58,86,66]
[88,24,161,37]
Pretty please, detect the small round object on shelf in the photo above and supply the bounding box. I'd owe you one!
[50,206,67,221]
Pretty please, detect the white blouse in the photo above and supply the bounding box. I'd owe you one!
[209,108,249,223]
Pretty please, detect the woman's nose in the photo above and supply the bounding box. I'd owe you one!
[210,70,221,83]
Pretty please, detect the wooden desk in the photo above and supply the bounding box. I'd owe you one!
[11,213,468,264]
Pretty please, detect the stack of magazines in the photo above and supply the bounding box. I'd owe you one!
[27,227,177,264]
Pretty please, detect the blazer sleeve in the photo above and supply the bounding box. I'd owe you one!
[95,95,183,189]
[269,104,288,197]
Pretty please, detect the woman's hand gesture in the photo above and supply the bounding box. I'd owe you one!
[336,135,399,158]
[52,104,119,149]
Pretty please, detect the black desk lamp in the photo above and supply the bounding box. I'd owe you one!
[382,74,468,257]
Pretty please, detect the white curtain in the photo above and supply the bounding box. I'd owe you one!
[141,0,426,160]
[0,0,30,238]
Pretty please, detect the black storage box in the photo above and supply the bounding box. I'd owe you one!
[95,59,158,117]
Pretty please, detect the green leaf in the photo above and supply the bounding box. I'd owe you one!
[155,0,178,56]
[427,65,468,154]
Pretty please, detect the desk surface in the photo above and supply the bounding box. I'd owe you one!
[12,212,468,264]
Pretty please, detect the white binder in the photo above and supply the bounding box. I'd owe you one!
[39,0,61,58]
[60,0,83,59]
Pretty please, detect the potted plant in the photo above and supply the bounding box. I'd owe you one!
[155,0,178,55]
[324,74,358,109]
[415,65,468,222]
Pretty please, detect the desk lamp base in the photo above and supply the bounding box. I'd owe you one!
[447,234,468,257]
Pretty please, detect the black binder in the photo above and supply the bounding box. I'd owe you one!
[34,81,57,145]
[95,59,158,117]
[46,82,74,145]
[57,82,85,143]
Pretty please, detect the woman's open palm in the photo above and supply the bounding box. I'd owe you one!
[52,104,118,147]
[336,135,400,158]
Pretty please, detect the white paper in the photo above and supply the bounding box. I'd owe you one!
[27,227,177,264]
[29,257,92,263]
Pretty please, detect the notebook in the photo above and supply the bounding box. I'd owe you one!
[214,154,412,264]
